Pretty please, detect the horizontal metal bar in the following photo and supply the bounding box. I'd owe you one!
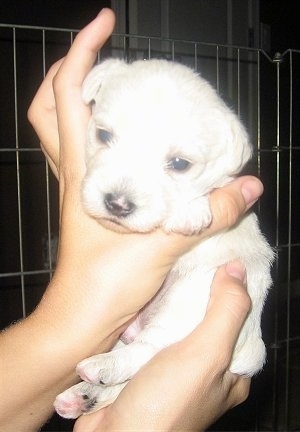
[0,269,54,279]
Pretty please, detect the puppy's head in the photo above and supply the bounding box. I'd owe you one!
[81,59,252,234]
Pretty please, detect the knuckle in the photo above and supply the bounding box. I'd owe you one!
[52,72,62,94]
[27,102,35,125]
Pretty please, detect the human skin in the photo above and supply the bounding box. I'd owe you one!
[0,8,262,432]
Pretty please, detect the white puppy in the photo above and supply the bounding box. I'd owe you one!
[54,59,274,419]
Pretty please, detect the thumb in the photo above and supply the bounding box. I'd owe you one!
[202,261,251,359]
[205,176,263,238]
[189,261,251,368]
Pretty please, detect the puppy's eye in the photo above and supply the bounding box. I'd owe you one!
[96,129,113,144]
[168,157,191,172]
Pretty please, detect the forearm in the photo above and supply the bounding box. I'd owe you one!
[0,320,75,431]
[0,279,118,432]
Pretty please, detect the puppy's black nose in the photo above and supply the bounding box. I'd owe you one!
[104,193,136,217]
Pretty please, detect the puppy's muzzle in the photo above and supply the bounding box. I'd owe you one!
[104,193,136,218]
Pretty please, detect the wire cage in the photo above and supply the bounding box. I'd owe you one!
[0,24,299,431]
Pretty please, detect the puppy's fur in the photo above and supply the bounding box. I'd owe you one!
[54,59,274,419]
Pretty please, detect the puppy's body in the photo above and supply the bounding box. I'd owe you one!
[54,59,274,419]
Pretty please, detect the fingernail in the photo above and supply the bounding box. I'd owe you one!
[241,178,263,208]
[226,260,246,282]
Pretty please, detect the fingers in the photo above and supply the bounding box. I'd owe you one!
[210,261,250,337]
[28,59,63,123]
[204,175,263,239]
[187,261,251,370]
[52,9,115,180]
[53,9,115,90]
[27,60,64,176]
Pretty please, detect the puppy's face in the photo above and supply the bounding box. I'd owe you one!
[82,59,252,234]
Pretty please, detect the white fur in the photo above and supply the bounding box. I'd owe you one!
[54,59,274,419]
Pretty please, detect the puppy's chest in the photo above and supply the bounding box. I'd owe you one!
[173,232,229,275]
[141,237,225,317]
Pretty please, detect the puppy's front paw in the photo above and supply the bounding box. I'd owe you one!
[77,343,158,386]
[54,381,126,419]
[163,196,212,234]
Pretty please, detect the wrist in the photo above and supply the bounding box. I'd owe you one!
[33,275,120,359]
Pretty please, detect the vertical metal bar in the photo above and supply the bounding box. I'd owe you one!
[284,49,293,431]
[122,33,130,62]
[275,55,281,241]
[216,45,219,93]
[194,42,197,71]
[275,54,281,431]
[171,40,175,61]
[125,0,131,61]
[148,38,151,59]
[122,35,126,60]
[256,51,261,202]
[237,48,240,118]
[255,52,262,432]
[226,0,233,100]
[13,28,26,318]
[273,51,283,431]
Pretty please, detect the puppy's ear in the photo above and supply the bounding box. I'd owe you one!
[82,58,127,104]
[224,112,253,175]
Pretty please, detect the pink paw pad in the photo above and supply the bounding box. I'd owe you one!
[54,391,96,419]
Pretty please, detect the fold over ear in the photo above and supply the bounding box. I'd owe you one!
[225,112,253,175]
[82,58,127,104]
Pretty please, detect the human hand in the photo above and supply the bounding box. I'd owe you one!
[73,260,251,431]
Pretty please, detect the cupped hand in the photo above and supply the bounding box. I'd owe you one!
[73,261,251,432]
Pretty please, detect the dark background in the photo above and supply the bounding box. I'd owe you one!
[0,0,299,52]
